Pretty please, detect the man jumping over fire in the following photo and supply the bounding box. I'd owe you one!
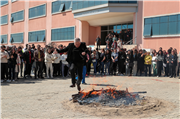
[58,38,88,92]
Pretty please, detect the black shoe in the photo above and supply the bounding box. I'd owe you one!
[77,85,81,91]
[169,76,173,78]
[82,82,87,85]
[70,84,75,87]
[24,76,26,79]
[41,77,44,79]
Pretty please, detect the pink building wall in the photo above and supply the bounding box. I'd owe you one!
[135,1,144,49]
[11,1,25,12]
[81,21,89,44]
[142,1,180,52]
[89,26,101,45]
[1,3,8,16]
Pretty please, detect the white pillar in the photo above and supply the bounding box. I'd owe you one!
[135,12,137,44]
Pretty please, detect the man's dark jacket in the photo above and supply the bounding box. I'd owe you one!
[23,50,34,63]
[58,42,88,63]
[169,54,177,65]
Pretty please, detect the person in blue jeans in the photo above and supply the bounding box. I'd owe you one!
[91,50,99,75]
[76,54,88,84]
[98,49,106,75]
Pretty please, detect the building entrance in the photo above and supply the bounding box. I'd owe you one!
[101,23,133,45]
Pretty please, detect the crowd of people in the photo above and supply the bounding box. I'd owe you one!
[96,30,133,51]
[1,42,180,83]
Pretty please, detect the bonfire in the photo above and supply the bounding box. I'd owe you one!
[72,88,144,107]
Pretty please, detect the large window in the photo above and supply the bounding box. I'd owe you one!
[72,0,137,11]
[28,30,45,42]
[10,33,24,43]
[52,0,72,14]
[1,0,8,7]
[29,4,46,19]
[11,10,24,23]
[144,14,180,37]
[1,34,7,44]
[101,23,133,33]
[51,26,75,41]
[0,15,8,25]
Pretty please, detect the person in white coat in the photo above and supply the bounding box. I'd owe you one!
[15,50,21,80]
[61,52,69,77]
[52,49,61,77]
[44,48,54,78]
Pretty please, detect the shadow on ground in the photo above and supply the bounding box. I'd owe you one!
[1,76,70,86]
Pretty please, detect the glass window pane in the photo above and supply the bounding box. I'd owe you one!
[160,23,168,35]
[169,22,177,34]
[83,1,88,8]
[128,24,133,29]
[122,24,127,29]
[160,16,168,23]
[117,25,121,29]
[178,14,180,21]
[152,17,159,23]
[178,21,180,34]
[144,24,151,36]
[144,18,152,24]
[89,1,94,7]
[152,24,160,35]
[169,15,177,22]
[94,1,100,5]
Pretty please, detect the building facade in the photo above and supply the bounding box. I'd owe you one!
[0,0,180,52]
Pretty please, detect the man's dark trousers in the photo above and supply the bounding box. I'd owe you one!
[1,63,8,80]
[71,63,84,85]
[25,62,32,76]
[35,62,43,78]
[169,63,175,77]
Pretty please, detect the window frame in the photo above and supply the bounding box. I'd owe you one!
[0,34,8,44]
[51,26,75,42]
[11,0,18,3]
[1,0,8,7]
[11,10,24,23]
[143,13,180,38]
[0,15,8,26]
[29,4,46,20]
[10,32,24,43]
[52,1,73,15]
[28,29,46,43]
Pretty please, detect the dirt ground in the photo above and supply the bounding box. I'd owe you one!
[1,75,180,119]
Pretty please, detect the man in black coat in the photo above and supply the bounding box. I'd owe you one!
[169,50,177,78]
[118,48,126,75]
[137,50,145,76]
[58,38,88,91]
[23,45,34,78]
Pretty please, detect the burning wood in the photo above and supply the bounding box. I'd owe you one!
[72,88,144,107]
